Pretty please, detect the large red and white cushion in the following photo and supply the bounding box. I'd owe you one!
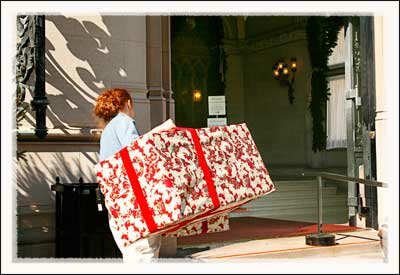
[166,214,229,238]
[95,123,275,247]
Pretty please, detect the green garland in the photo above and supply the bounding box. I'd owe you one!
[306,16,346,152]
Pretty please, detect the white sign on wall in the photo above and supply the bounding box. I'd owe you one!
[208,96,226,116]
[207,117,227,127]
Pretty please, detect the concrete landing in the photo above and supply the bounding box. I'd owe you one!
[189,229,384,262]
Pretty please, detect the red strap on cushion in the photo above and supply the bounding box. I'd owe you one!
[187,128,220,209]
[120,127,220,234]
[120,147,158,233]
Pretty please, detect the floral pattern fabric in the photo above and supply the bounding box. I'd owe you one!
[166,214,229,237]
[95,123,275,247]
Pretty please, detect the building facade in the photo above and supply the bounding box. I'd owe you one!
[16,15,391,258]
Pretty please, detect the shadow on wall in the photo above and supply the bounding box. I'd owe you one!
[16,152,100,257]
[23,15,134,134]
[18,15,127,204]
[17,152,100,208]
[18,153,75,209]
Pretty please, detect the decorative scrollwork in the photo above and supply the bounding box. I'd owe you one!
[353,31,361,76]
[16,15,35,129]
[16,15,48,139]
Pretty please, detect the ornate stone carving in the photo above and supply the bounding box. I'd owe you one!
[353,28,363,150]
[16,15,48,138]
[16,15,35,126]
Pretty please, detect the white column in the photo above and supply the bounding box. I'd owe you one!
[374,16,392,227]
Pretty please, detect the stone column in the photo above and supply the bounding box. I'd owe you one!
[161,16,175,121]
[222,39,245,124]
[160,17,177,257]
[374,16,391,228]
[147,16,177,257]
[146,16,167,128]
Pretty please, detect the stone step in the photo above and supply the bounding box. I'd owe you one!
[273,180,318,185]
[273,181,318,188]
[272,183,339,192]
[273,180,341,187]
[231,205,347,217]
[239,179,347,224]
[246,197,347,208]
[257,215,347,224]
[230,210,348,224]
[244,210,347,220]
[243,210,347,221]
[230,202,348,223]
[249,189,340,204]
[270,190,337,198]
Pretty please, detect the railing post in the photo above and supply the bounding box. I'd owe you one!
[317,176,323,234]
[303,171,388,246]
[305,174,336,246]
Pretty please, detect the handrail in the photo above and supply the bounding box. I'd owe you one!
[301,172,388,188]
[301,171,388,244]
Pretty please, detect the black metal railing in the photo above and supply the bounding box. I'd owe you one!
[301,172,388,246]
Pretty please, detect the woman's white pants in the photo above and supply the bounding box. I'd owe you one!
[108,215,161,262]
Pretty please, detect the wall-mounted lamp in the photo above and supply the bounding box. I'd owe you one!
[272,58,297,104]
[192,89,202,102]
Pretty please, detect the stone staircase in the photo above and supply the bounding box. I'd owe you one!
[229,179,348,224]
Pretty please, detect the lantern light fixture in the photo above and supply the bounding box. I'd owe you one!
[192,89,202,102]
[272,57,298,104]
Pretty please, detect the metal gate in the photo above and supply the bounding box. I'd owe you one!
[345,17,378,228]
[52,177,122,258]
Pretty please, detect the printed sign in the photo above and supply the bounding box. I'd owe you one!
[208,96,226,116]
[207,117,227,127]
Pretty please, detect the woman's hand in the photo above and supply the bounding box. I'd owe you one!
[146,119,176,135]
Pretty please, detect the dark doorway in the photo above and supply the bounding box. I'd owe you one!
[171,16,225,128]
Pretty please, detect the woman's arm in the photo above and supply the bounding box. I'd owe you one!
[115,119,140,147]
[116,118,176,147]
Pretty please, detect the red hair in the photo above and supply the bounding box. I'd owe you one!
[94,88,132,122]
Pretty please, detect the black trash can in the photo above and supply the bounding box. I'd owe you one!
[51,177,122,258]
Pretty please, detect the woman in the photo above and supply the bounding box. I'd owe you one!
[94,88,164,262]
